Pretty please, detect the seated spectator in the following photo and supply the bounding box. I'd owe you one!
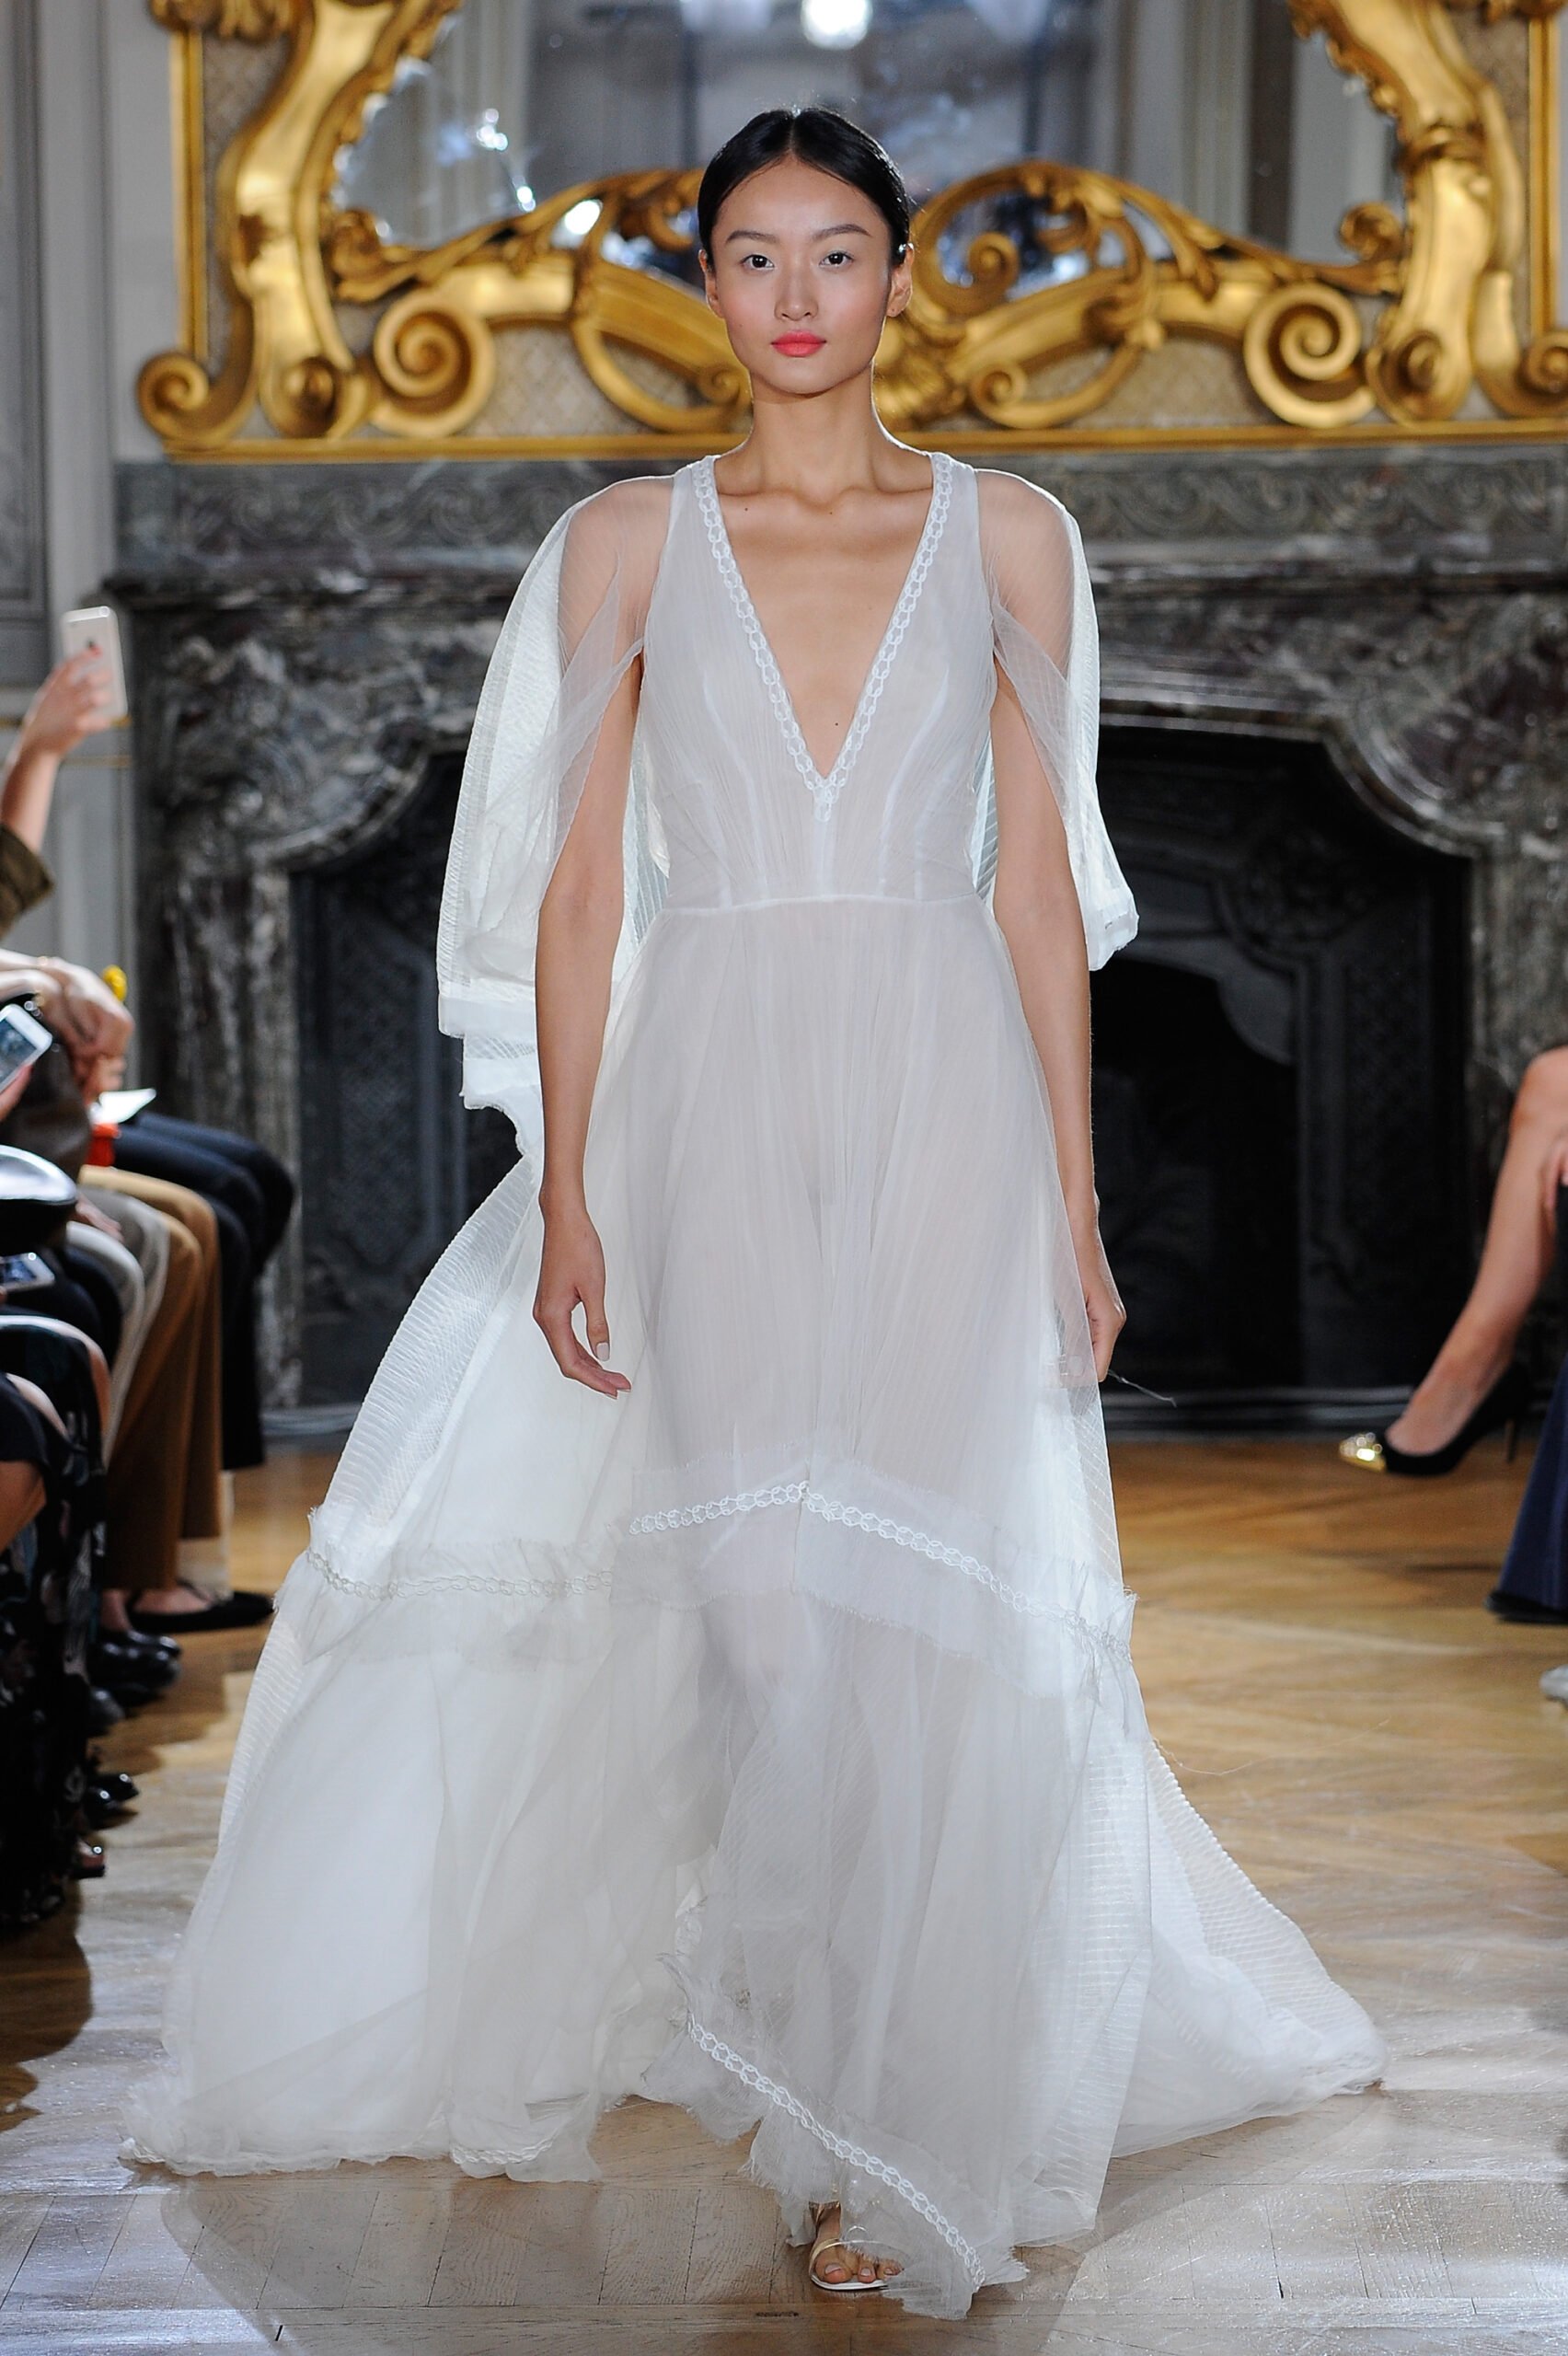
[0,1280,108,1921]
[0,649,114,933]
[1338,1048,1564,1476]
[1486,1168,1568,1624]
[0,654,282,1631]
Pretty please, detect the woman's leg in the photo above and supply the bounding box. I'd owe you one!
[121,1111,295,1267]
[110,1118,275,1467]
[93,1194,210,1594]
[1388,1048,1568,1453]
[73,1194,168,1451]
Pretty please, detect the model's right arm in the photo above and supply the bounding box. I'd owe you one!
[532,484,661,1398]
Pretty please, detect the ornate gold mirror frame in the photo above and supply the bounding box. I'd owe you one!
[144,0,1567,455]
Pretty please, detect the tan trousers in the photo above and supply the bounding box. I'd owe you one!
[90,1165,224,1592]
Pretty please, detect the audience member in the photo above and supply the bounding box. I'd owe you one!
[0,650,294,1926]
[1339,1048,1564,1475]
[1485,1172,1568,1624]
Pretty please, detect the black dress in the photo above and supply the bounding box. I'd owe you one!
[1489,1181,1568,1623]
[0,1342,106,1927]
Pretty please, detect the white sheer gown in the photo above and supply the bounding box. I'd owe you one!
[122,450,1386,2319]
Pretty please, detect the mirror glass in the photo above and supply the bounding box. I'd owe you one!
[333,0,1402,269]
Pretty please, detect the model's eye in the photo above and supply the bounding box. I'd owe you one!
[739,251,772,271]
[823,249,853,267]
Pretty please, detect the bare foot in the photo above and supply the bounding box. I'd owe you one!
[1385,1343,1511,1456]
[810,2202,902,2287]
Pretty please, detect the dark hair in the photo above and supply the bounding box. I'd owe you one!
[697,108,912,269]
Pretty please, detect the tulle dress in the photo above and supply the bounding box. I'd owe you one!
[121,450,1386,2319]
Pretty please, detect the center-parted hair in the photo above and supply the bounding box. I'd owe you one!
[697,108,912,270]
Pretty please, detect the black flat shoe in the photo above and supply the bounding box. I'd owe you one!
[110,1626,181,1666]
[89,1639,179,1694]
[128,1588,274,1634]
[1339,1361,1532,1478]
[1486,1588,1568,1624]
[87,1684,125,1733]
[83,1782,136,1829]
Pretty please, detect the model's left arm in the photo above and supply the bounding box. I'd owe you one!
[979,470,1136,1380]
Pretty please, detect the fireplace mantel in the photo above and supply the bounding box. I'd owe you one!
[113,443,1568,1405]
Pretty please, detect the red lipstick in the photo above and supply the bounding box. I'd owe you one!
[772,333,825,355]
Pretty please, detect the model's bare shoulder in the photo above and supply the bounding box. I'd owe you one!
[560,475,674,615]
[974,469,1077,618]
[974,467,1075,549]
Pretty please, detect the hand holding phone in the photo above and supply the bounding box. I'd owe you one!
[57,607,128,728]
[0,1002,53,1125]
[0,1002,53,1091]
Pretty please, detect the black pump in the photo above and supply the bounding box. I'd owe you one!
[1338,1360,1532,1478]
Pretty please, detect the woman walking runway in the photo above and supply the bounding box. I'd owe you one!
[123,106,1385,2319]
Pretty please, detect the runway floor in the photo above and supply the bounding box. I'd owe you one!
[2,1436,1565,2353]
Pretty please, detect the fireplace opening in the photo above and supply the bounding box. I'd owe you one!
[294,756,517,1404]
[1094,961,1300,1392]
[294,726,1472,1424]
[1092,724,1471,1419]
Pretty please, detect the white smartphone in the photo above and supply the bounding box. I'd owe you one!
[0,1000,53,1088]
[59,604,129,724]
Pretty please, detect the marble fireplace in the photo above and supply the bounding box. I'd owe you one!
[112,444,1568,1423]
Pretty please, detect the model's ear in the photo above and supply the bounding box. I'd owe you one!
[886,241,915,321]
[698,248,722,318]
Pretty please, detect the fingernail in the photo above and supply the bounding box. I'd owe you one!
[594,1339,609,1361]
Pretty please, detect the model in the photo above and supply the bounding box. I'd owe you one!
[122,107,1386,2320]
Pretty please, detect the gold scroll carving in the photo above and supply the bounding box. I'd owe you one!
[140,0,1568,453]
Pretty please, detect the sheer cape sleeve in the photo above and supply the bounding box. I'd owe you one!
[971,470,1137,968]
[435,479,671,1161]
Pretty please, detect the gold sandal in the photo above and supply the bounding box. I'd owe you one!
[807,2200,895,2293]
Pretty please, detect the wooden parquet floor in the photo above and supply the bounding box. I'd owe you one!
[2,1438,1566,2353]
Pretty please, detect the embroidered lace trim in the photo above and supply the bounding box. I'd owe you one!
[629,1482,1130,1664]
[695,452,953,821]
[683,2012,986,2287]
[306,1484,1128,1670]
[306,1547,611,1604]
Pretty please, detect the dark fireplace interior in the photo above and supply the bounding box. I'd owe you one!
[294,725,1473,1420]
[295,757,517,1403]
[1093,725,1471,1416]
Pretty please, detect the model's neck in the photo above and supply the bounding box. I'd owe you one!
[718,378,907,499]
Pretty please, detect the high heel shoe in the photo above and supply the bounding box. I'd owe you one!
[1339,1360,1532,1478]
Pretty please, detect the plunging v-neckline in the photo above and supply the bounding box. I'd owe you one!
[695,451,954,819]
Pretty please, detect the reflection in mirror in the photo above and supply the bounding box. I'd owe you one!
[333,0,1401,267]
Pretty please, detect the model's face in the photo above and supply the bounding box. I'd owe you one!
[700,156,912,396]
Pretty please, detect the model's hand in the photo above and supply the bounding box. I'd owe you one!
[535,1195,631,1398]
[1074,1224,1125,1383]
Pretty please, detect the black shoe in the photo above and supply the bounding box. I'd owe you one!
[128,1588,274,1634]
[89,1639,179,1694]
[111,1626,181,1667]
[83,1781,136,1829]
[1486,1588,1568,1624]
[87,1684,125,1733]
[1339,1361,1532,1478]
